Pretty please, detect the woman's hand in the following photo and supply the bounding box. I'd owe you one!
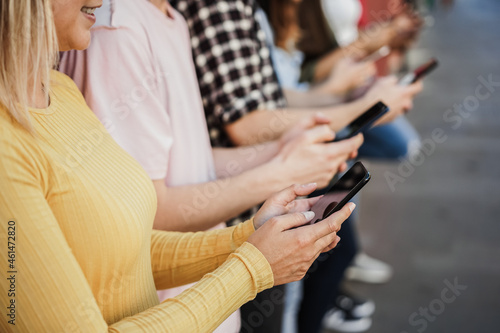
[253,182,321,229]
[248,184,356,285]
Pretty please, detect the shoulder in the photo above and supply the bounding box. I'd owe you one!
[50,70,87,104]
[50,70,79,90]
[93,0,151,33]
[84,0,153,57]
[175,0,258,25]
[0,107,44,179]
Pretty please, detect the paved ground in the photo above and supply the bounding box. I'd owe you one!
[335,1,500,332]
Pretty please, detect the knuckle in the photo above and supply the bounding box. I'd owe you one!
[328,220,340,233]
[294,212,306,223]
[321,125,334,138]
[328,232,338,244]
[268,217,280,228]
[307,250,317,262]
[301,252,310,262]
[299,264,309,275]
[296,234,309,247]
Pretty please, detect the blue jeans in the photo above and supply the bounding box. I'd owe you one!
[359,116,421,160]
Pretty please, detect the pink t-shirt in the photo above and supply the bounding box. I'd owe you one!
[59,0,239,331]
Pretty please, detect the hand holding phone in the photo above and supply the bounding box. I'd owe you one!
[309,162,370,224]
[399,58,439,86]
[331,102,389,142]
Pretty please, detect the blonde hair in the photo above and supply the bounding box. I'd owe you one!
[0,0,59,131]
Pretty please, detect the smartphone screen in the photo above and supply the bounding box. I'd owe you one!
[332,102,389,142]
[309,162,370,224]
[399,58,439,86]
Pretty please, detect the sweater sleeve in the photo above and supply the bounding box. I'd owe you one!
[151,219,259,289]
[116,242,273,333]
[0,130,273,333]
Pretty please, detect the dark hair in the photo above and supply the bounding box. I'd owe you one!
[257,0,301,50]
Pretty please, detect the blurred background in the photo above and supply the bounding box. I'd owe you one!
[347,0,500,332]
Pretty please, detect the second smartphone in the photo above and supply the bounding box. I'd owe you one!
[309,161,371,224]
[332,101,389,142]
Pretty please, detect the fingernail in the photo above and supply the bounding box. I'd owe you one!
[302,211,315,221]
[348,203,356,213]
[336,236,341,242]
[301,183,316,188]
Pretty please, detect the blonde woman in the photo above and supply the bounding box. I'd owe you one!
[0,0,355,332]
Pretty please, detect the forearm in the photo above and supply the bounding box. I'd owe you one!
[311,49,346,82]
[311,30,388,83]
[153,163,286,231]
[212,141,280,178]
[283,88,345,108]
[151,219,256,288]
[346,32,387,58]
[225,98,372,145]
[124,242,273,333]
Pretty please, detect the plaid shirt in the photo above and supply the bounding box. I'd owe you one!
[172,0,287,148]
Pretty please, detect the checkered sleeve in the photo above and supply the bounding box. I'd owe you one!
[173,0,287,147]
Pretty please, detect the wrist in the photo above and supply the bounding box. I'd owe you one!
[257,159,291,195]
[360,89,379,109]
[315,79,343,96]
[271,139,285,157]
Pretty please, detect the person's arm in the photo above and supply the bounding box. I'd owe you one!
[284,57,378,108]
[149,184,355,332]
[0,130,352,332]
[0,132,273,333]
[62,27,360,233]
[211,114,343,177]
[225,98,372,146]
[226,76,424,146]
[212,141,280,178]
[150,219,256,288]
[151,167,281,231]
[152,125,363,231]
[283,89,345,108]
[310,12,422,82]
[173,0,288,146]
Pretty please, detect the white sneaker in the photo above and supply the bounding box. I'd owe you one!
[335,290,375,318]
[322,308,372,333]
[345,253,393,284]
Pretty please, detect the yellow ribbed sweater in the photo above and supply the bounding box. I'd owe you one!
[0,71,273,332]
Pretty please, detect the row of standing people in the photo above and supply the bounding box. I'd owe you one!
[0,0,427,332]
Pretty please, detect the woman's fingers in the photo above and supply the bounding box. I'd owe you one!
[274,211,317,231]
[268,183,318,208]
[287,195,323,213]
[305,203,355,241]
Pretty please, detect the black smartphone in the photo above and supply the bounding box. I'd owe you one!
[331,102,389,142]
[309,162,371,224]
[399,58,439,86]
